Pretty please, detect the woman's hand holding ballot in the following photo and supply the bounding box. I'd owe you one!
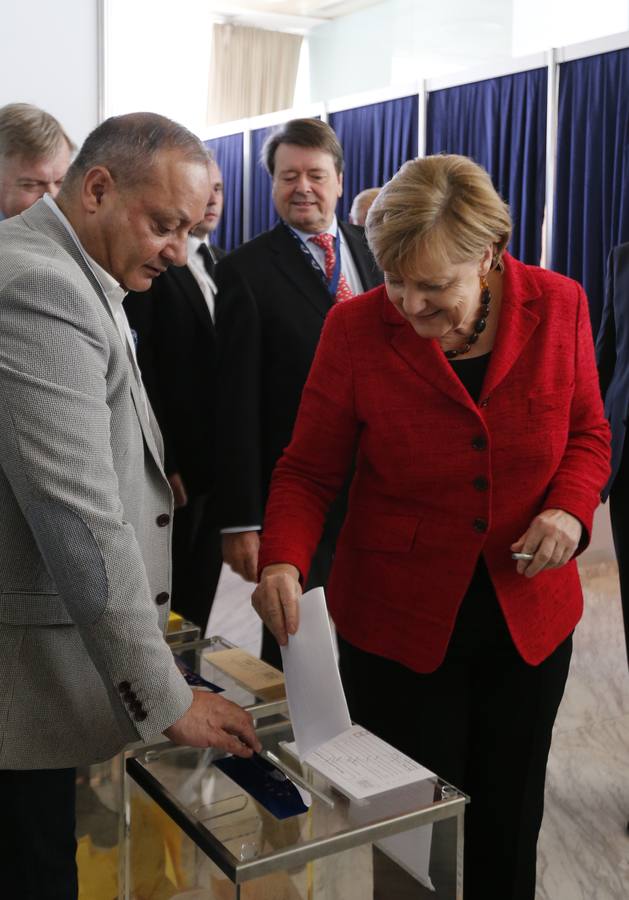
[252,564,302,646]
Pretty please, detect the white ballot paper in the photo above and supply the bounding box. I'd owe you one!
[281,587,436,890]
[281,587,434,799]
[280,586,352,759]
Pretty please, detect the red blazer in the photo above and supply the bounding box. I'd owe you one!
[259,254,611,671]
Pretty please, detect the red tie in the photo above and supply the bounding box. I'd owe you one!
[308,233,354,302]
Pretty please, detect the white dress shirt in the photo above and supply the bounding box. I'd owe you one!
[186,234,218,322]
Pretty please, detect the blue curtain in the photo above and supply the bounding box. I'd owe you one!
[205,132,243,252]
[329,95,419,221]
[552,48,629,335]
[427,69,547,266]
[250,126,279,237]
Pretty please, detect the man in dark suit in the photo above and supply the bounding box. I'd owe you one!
[597,241,629,668]
[215,118,382,666]
[124,154,225,634]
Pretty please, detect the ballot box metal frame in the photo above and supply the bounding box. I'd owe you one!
[125,716,467,898]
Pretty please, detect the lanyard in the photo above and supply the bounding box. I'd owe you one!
[283,222,343,298]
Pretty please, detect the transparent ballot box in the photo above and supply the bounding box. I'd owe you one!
[75,636,288,900]
[125,717,466,899]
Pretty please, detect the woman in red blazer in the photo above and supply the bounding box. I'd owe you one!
[253,155,611,899]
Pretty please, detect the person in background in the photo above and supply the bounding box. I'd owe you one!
[0,102,74,219]
[252,154,610,899]
[0,112,259,900]
[597,243,629,669]
[125,152,225,635]
[349,185,380,226]
[215,117,382,667]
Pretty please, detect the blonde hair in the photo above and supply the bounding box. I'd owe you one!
[366,154,512,276]
[0,103,75,163]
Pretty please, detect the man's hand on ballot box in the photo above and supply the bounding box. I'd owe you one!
[164,690,261,757]
[252,564,302,646]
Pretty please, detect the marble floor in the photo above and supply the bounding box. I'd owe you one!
[206,508,629,899]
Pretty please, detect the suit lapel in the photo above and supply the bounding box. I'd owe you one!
[22,200,167,473]
[170,264,215,338]
[268,223,332,319]
[482,255,541,399]
[340,222,381,291]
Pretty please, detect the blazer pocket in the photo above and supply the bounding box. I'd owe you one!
[528,385,574,415]
[347,513,421,552]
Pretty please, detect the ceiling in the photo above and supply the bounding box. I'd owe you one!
[207,0,384,31]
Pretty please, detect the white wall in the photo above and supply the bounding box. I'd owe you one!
[0,0,99,146]
[308,0,513,101]
[104,0,214,136]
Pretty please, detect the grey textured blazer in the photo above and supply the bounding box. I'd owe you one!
[0,200,192,769]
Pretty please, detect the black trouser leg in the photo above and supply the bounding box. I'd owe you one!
[337,588,572,900]
[0,767,78,900]
[609,453,629,668]
[171,494,223,635]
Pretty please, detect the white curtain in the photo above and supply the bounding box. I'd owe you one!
[207,24,303,125]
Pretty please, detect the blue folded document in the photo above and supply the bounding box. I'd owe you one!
[174,655,224,692]
[214,753,309,820]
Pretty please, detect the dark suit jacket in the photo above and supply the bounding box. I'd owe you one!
[214,221,382,531]
[124,247,225,499]
[596,242,629,499]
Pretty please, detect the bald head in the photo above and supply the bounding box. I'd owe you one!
[349,187,380,227]
[56,112,212,295]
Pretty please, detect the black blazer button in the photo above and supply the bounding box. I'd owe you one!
[156,591,170,605]
[156,513,170,527]
[473,517,488,533]
[118,681,131,693]
[123,690,137,703]
[471,435,487,450]
[473,476,489,491]
[134,710,148,722]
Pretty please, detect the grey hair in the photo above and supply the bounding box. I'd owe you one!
[61,112,209,193]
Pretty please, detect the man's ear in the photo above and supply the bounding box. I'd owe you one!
[337,170,344,198]
[82,166,115,214]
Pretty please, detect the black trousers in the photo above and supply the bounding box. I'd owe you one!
[609,439,629,668]
[171,493,223,635]
[337,567,572,900]
[0,767,78,900]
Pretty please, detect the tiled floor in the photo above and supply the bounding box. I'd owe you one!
[206,505,629,898]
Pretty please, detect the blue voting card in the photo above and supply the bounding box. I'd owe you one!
[174,655,224,692]
[214,753,309,820]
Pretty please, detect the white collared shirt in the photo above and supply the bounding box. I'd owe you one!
[288,215,364,296]
[43,194,149,417]
[186,234,218,321]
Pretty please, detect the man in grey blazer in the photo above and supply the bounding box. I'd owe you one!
[0,113,259,899]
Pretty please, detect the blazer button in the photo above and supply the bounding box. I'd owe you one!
[479,397,489,408]
[134,710,148,722]
[156,513,170,527]
[473,476,489,492]
[471,435,487,450]
[156,591,170,605]
[473,517,488,533]
[118,681,131,693]
[123,690,137,703]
